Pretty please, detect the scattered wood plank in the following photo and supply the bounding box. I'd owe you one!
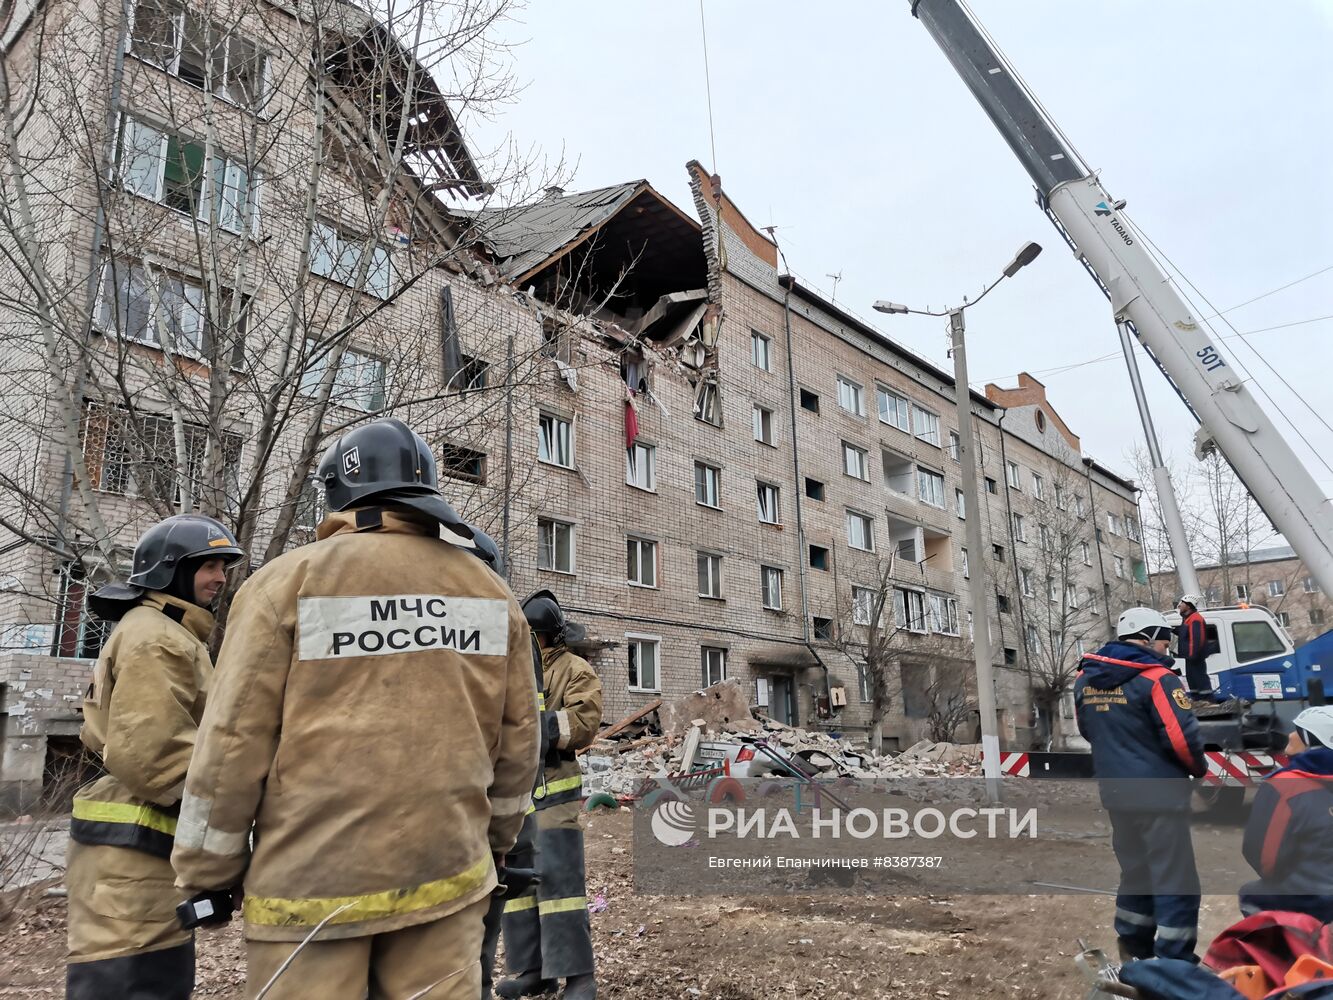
[577,698,661,755]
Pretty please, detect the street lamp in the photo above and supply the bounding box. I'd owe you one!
[873,242,1042,804]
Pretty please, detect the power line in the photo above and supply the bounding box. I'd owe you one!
[1207,263,1333,317]
[698,0,718,173]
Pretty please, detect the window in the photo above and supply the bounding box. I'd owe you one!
[81,402,241,508]
[1039,525,1053,553]
[1054,484,1067,510]
[961,547,970,579]
[996,593,1010,613]
[761,566,783,610]
[852,586,876,626]
[294,477,326,532]
[1006,461,1021,489]
[310,222,392,297]
[800,388,820,413]
[857,661,872,703]
[985,477,998,495]
[1113,556,1126,579]
[128,0,270,109]
[1277,611,1292,627]
[1107,513,1120,536]
[1081,541,1091,565]
[1032,474,1045,501]
[1087,588,1099,615]
[537,413,573,468]
[1236,584,1250,601]
[697,552,722,598]
[694,380,721,425]
[1311,609,1326,626]
[694,461,721,508]
[1074,495,1087,518]
[837,375,865,416]
[992,543,1005,563]
[913,406,941,446]
[813,616,834,641]
[1004,647,1018,666]
[301,341,387,411]
[626,536,657,588]
[809,545,830,571]
[877,386,910,431]
[842,442,869,481]
[1020,568,1035,597]
[116,115,262,236]
[1206,586,1222,604]
[450,354,489,394]
[626,442,656,491]
[621,355,647,392]
[537,518,575,573]
[1304,577,1320,594]
[893,588,927,633]
[955,489,966,519]
[805,478,825,501]
[1268,580,1285,598]
[97,261,206,356]
[1012,513,1026,542]
[1066,583,1079,608]
[948,431,961,462]
[1232,621,1286,664]
[917,468,945,508]
[627,634,660,691]
[440,444,486,484]
[896,534,918,564]
[847,511,875,551]
[757,482,781,524]
[927,593,960,636]
[1025,624,1040,653]
[1124,516,1141,543]
[702,646,728,686]
[752,404,774,445]
[1046,576,1057,603]
[751,331,771,371]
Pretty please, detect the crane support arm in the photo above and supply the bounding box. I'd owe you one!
[910,0,1333,597]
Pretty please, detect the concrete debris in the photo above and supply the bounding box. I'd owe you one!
[580,682,983,798]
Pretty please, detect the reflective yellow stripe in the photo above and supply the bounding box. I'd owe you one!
[538,693,546,710]
[71,799,177,836]
[538,895,587,916]
[531,775,582,800]
[503,894,538,914]
[243,856,491,927]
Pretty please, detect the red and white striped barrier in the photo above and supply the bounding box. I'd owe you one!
[979,751,1031,777]
[1200,750,1288,787]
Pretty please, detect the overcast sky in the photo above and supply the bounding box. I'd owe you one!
[464,0,1333,499]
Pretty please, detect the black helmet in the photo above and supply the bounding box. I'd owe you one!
[522,589,566,643]
[316,418,502,571]
[317,418,438,512]
[90,514,244,620]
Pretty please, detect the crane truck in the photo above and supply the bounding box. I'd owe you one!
[906,0,1333,804]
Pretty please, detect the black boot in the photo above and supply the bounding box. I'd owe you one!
[562,973,597,1000]
[496,971,557,999]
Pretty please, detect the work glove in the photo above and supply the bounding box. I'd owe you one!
[176,888,239,930]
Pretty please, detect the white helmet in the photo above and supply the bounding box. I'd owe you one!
[1178,593,1205,610]
[1117,607,1173,641]
[1292,707,1333,749]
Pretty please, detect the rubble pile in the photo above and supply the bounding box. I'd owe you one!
[580,681,984,799]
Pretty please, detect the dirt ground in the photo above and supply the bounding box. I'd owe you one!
[0,809,1244,999]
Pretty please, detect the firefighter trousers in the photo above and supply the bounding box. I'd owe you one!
[500,805,594,980]
[65,839,194,1000]
[246,894,489,999]
[1109,809,1201,963]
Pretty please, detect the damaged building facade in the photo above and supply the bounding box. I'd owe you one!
[0,0,1150,805]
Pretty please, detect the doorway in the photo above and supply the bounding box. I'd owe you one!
[769,676,793,725]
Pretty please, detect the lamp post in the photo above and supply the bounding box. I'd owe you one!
[874,241,1042,804]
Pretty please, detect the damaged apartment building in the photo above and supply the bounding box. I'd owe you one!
[0,0,1150,806]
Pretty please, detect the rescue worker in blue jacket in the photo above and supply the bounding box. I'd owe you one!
[1239,706,1333,922]
[1075,607,1207,964]
[1175,594,1215,699]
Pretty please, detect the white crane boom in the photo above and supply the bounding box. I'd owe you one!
[909,0,1333,597]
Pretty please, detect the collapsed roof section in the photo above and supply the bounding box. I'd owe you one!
[460,181,708,336]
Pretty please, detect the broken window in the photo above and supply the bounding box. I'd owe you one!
[800,388,820,413]
[537,517,575,573]
[693,379,720,426]
[450,354,489,394]
[129,0,270,109]
[804,477,825,502]
[756,481,780,524]
[96,260,246,361]
[813,616,835,641]
[627,635,660,691]
[626,442,656,491]
[537,413,573,468]
[852,586,875,626]
[440,444,486,484]
[893,589,927,633]
[701,646,728,687]
[621,354,648,393]
[310,222,392,298]
[300,340,387,412]
[809,545,829,571]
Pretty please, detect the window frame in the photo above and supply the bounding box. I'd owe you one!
[760,565,783,611]
[837,375,865,416]
[626,632,662,693]
[846,509,876,552]
[694,460,721,509]
[697,551,723,599]
[842,441,869,481]
[876,385,910,432]
[916,467,945,509]
[1006,461,1021,490]
[626,441,656,492]
[701,646,728,687]
[913,405,941,447]
[537,517,576,574]
[537,411,574,469]
[626,535,658,589]
[756,481,781,525]
[752,404,774,445]
[751,330,771,371]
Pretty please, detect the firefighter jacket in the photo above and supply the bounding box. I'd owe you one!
[171,508,541,942]
[1242,747,1333,901]
[1177,611,1209,668]
[531,646,602,812]
[1074,641,1206,812]
[71,592,214,858]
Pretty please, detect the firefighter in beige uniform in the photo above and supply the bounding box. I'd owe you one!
[170,418,540,1000]
[66,514,245,1000]
[498,590,604,1000]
